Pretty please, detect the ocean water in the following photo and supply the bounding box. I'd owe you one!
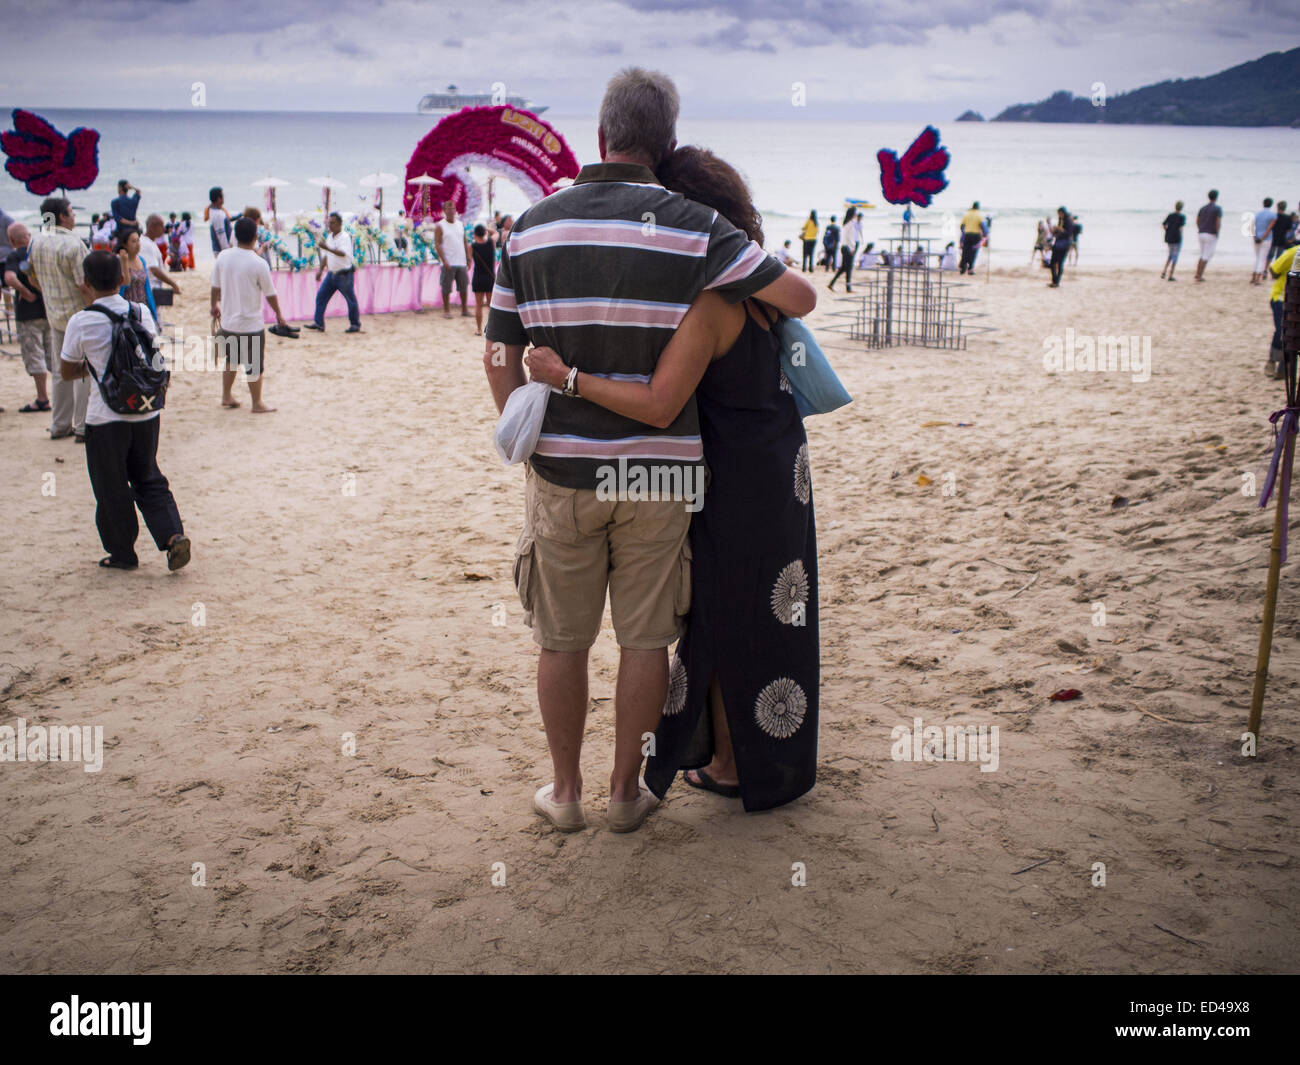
[3,108,1298,267]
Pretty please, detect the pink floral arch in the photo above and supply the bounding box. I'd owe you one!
[403,106,579,222]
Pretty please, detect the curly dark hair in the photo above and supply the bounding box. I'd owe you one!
[657,145,764,247]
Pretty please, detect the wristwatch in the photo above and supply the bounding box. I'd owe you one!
[562,366,579,397]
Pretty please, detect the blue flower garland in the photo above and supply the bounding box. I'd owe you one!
[258,220,442,272]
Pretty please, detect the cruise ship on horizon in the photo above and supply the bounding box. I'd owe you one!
[417,85,548,116]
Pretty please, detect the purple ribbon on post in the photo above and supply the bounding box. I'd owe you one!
[1257,405,1300,562]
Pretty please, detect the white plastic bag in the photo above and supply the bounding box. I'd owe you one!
[494,381,553,465]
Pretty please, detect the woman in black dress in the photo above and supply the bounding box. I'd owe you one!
[524,146,819,812]
[470,223,496,336]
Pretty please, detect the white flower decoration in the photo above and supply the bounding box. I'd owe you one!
[793,443,811,504]
[754,677,806,739]
[663,654,688,716]
[770,559,809,625]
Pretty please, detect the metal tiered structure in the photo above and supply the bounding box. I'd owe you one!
[822,221,988,350]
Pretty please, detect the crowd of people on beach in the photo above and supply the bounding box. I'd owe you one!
[789,205,966,287]
[0,168,518,585]
[2,71,1299,835]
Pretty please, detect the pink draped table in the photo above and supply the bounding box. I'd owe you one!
[262,263,467,323]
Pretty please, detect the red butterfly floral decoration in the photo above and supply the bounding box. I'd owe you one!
[1,109,100,195]
[877,125,949,208]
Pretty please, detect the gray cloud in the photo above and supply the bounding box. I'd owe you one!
[0,0,1287,118]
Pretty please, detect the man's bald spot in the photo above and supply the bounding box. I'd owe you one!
[6,221,29,245]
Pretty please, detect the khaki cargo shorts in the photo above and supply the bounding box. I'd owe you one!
[514,464,691,652]
[17,319,53,377]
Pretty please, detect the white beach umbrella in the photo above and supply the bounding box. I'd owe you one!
[406,173,444,220]
[358,172,400,225]
[307,176,347,218]
[251,176,290,224]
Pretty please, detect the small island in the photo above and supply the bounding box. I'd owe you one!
[992,46,1300,126]
[955,110,985,122]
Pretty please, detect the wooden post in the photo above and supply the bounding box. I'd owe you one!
[1249,427,1296,739]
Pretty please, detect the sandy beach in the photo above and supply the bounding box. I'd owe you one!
[1,260,1296,974]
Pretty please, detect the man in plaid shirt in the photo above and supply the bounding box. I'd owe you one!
[28,196,90,441]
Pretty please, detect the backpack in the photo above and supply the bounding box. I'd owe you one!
[82,303,168,414]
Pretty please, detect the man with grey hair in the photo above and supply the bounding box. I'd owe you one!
[485,67,816,833]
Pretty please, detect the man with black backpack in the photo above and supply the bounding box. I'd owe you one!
[58,250,190,571]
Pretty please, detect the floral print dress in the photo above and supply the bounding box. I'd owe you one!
[644,303,819,812]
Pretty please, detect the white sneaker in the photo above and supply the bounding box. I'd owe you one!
[607,781,659,833]
[533,783,586,832]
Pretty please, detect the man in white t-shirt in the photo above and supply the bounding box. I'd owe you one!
[59,250,190,571]
[433,201,470,319]
[304,211,361,332]
[208,187,232,256]
[139,214,180,312]
[211,215,289,412]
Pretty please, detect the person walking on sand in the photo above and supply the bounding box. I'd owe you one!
[469,223,495,335]
[799,210,818,272]
[1266,239,1299,379]
[1270,200,1294,264]
[827,206,860,292]
[1030,220,1047,266]
[1252,197,1278,285]
[1160,200,1186,281]
[1047,207,1072,288]
[5,223,53,414]
[207,187,232,257]
[304,212,361,333]
[1194,189,1221,282]
[433,201,470,319]
[59,251,190,572]
[820,214,838,271]
[27,196,90,442]
[483,67,816,834]
[211,216,290,412]
[958,201,983,274]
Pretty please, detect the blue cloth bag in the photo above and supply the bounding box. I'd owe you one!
[776,315,852,418]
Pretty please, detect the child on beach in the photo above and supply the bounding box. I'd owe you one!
[470,223,495,335]
[1160,201,1186,281]
[59,250,190,572]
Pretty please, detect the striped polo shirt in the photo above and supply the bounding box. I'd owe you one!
[485,161,785,491]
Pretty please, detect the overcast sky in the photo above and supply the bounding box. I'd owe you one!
[0,0,1294,119]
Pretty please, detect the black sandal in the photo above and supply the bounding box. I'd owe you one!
[19,400,50,413]
[98,556,138,570]
[684,768,740,798]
